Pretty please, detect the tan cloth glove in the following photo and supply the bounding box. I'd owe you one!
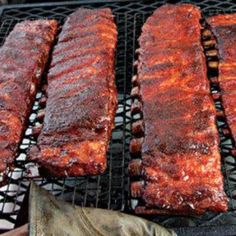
[30,182,177,236]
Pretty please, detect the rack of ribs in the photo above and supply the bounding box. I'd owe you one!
[207,14,236,145]
[129,4,228,215]
[0,20,58,182]
[29,8,118,176]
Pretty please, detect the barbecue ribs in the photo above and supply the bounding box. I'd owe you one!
[129,4,228,214]
[207,14,236,143]
[29,8,118,176]
[0,20,58,181]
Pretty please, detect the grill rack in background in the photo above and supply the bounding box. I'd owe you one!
[0,1,236,236]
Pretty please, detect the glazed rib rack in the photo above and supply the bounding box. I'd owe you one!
[28,8,118,177]
[128,9,236,234]
[0,1,236,236]
[0,19,57,184]
[130,4,228,215]
[206,14,236,146]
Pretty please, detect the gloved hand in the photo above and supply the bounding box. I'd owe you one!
[30,182,177,236]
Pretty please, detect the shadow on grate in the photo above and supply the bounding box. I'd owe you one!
[0,0,236,235]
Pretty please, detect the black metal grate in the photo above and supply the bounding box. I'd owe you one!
[0,1,236,235]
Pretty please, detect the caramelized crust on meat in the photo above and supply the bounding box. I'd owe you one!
[130,4,228,214]
[207,14,236,142]
[29,8,118,176]
[0,20,58,178]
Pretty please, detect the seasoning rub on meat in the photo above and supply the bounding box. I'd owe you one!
[29,8,118,176]
[129,4,228,215]
[0,20,58,181]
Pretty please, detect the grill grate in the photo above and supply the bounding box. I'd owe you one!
[0,1,236,235]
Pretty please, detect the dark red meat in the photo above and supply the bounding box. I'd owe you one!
[207,14,236,142]
[130,4,228,215]
[0,20,58,180]
[29,8,118,176]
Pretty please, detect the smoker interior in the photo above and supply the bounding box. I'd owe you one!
[0,1,236,235]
